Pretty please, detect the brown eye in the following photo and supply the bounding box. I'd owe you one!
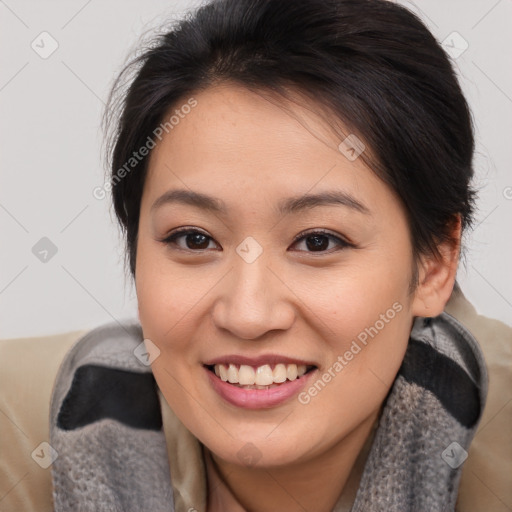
[161,229,219,251]
[290,230,352,253]
[184,232,210,249]
[305,234,330,251]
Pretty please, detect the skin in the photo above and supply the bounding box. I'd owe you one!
[135,83,460,511]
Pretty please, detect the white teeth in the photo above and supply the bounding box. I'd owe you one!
[212,362,310,385]
[273,364,287,383]
[227,364,238,384]
[286,364,298,381]
[255,365,274,386]
[239,365,256,385]
[219,364,228,382]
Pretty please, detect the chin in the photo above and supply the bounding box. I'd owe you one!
[204,427,309,468]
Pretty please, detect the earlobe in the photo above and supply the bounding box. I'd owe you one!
[411,216,461,318]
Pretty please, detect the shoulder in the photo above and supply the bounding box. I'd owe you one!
[0,328,87,512]
[446,286,512,512]
[0,322,207,511]
[0,322,149,511]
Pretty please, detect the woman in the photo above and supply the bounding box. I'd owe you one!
[0,0,495,510]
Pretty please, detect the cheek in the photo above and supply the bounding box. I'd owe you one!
[291,305,411,452]
[287,252,412,340]
[135,241,206,343]
[135,251,210,423]
[287,261,412,413]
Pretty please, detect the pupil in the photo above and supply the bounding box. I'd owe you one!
[187,233,209,249]
[306,235,328,251]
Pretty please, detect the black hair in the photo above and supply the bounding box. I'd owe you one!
[104,0,476,280]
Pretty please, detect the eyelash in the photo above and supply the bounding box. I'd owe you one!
[159,227,353,254]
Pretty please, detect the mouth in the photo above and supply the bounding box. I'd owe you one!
[205,362,316,389]
[203,358,318,409]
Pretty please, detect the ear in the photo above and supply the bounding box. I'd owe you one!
[411,216,461,318]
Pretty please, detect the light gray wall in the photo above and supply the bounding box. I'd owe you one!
[1,0,511,338]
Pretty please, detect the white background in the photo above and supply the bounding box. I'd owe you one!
[1,0,511,338]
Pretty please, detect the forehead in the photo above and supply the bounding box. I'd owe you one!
[142,84,394,215]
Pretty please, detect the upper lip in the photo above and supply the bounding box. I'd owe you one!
[203,354,318,367]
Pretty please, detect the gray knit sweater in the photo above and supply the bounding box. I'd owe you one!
[49,313,487,511]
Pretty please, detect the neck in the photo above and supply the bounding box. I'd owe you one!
[205,410,379,512]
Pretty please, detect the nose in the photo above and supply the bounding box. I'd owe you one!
[211,255,296,340]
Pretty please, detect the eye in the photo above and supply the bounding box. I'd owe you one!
[159,227,352,254]
[290,230,352,253]
[160,228,220,251]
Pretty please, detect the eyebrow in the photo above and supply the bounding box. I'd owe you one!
[150,188,370,215]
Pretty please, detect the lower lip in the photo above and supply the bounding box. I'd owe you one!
[205,367,317,409]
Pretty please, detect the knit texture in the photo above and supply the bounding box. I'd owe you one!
[49,324,174,511]
[50,313,487,511]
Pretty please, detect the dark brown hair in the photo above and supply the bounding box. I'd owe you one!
[104,0,476,279]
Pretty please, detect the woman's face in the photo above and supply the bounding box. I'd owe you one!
[135,83,422,467]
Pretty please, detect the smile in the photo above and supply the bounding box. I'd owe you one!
[204,358,318,409]
[209,363,312,387]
